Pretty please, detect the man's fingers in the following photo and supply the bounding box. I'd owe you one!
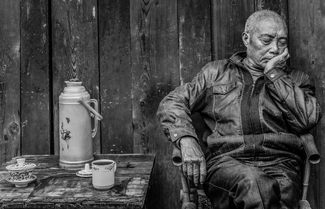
[280,48,290,62]
[200,159,207,185]
[284,52,290,61]
[193,163,199,185]
[182,163,187,177]
[187,163,193,180]
[183,158,206,186]
[273,49,290,69]
[180,141,206,184]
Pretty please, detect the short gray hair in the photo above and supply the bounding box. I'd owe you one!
[244,10,287,34]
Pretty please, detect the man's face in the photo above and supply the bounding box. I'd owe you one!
[243,18,288,69]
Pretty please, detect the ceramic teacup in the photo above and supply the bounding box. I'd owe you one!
[92,159,116,190]
[6,158,36,181]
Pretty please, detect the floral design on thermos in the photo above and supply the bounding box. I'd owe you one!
[60,122,72,150]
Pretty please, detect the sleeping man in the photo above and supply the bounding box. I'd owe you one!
[157,10,321,209]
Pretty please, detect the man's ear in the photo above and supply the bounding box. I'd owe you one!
[242,32,249,47]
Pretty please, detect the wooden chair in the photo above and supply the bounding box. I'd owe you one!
[172,134,320,209]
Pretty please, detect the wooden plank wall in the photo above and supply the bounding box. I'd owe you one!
[0,0,21,165]
[1,0,325,208]
[130,1,181,207]
[51,0,100,155]
[288,1,325,207]
[99,0,132,154]
[21,0,51,155]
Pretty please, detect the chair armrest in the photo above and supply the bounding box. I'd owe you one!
[173,134,320,164]
[300,134,320,203]
[172,146,183,166]
[300,134,321,164]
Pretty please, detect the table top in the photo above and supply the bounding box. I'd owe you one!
[0,154,155,209]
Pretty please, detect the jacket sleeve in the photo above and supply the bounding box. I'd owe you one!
[156,62,217,147]
[265,67,321,134]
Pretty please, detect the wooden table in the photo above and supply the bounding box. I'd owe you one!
[0,154,155,209]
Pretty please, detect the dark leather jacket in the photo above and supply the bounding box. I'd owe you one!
[157,52,321,161]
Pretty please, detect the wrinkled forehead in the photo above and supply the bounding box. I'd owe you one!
[253,18,287,36]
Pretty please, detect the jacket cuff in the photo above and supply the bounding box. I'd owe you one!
[169,128,198,149]
[265,67,286,82]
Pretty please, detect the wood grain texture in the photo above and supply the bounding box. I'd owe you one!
[288,1,325,208]
[0,154,155,209]
[130,0,180,208]
[20,0,51,155]
[131,0,155,155]
[255,0,288,20]
[178,0,211,145]
[0,0,21,165]
[52,0,100,155]
[130,0,179,153]
[179,0,211,84]
[99,0,132,154]
[211,0,254,60]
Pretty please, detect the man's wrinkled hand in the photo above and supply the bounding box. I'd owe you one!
[264,47,290,74]
[180,137,206,186]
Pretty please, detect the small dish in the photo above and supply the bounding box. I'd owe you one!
[6,175,37,188]
[76,170,92,178]
[76,163,92,178]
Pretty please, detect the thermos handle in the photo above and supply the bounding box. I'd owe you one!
[113,162,117,172]
[78,97,103,138]
[89,99,99,138]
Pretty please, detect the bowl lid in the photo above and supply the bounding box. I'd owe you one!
[6,158,36,170]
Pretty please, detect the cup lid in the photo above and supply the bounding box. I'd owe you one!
[6,158,36,171]
[76,163,92,177]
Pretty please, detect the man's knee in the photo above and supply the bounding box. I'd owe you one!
[234,166,280,196]
[227,166,281,209]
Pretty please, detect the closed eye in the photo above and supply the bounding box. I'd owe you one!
[259,34,274,45]
[261,38,272,45]
[278,39,287,47]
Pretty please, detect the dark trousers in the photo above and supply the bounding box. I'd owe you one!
[203,156,301,209]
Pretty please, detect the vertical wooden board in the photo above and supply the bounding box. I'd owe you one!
[255,0,288,20]
[288,1,325,208]
[130,0,180,208]
[52,0,100,155]
[178,0,212,84]
[211,0,254,60]
[20,0,51,155]
[99,0,132,154]
[0,0,20,165]
[131,0,155,155]
[131,0,179,154]
[178,0,211,141]
[148,0,181,206]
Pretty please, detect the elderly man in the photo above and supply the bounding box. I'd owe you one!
[157,10,321,209]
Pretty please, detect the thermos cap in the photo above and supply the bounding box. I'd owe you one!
[59,81,90,104]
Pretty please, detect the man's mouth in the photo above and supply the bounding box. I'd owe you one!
[261,57,274,62]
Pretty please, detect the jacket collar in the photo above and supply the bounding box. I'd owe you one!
[229,51,247,68]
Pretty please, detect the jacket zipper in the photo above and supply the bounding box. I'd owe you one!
[250,81,256,97]
[249,78,260,161]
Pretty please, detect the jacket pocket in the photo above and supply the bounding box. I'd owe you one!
[210,82,241,133]
[213,82,237,95]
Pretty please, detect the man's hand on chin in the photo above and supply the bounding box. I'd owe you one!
[264,47,290,74]
[180,137,206,186]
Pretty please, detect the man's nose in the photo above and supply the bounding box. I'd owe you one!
[269,41,279,54]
